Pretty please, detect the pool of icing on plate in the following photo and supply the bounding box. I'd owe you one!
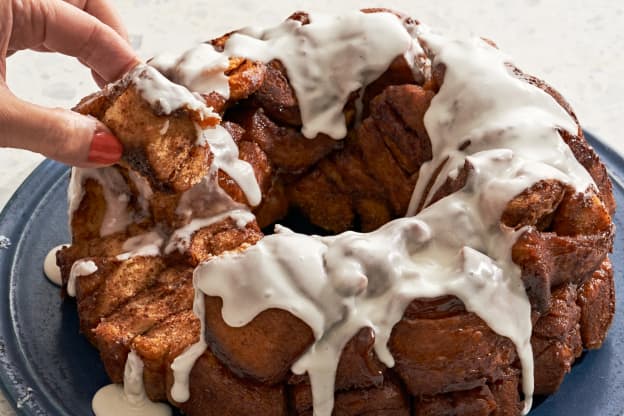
[91,351,171,416]
[43,244,68,286]
[61,10,597,416]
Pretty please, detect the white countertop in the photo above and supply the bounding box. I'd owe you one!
[0,0,622,413]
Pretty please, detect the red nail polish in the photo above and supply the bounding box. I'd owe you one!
[88,132,123,164]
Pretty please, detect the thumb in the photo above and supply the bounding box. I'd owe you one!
[0,90,122,167]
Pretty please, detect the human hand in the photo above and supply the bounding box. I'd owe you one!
[0,0,140,167]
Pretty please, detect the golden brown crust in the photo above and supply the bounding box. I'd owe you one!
[291,375,409,416]
[75,256,166,344]
[75,83,218,194]
[203,297,314,384]
[135,309,201,401]
[93,267,194,383]
[172,348,287,416]
[577,259,615,349]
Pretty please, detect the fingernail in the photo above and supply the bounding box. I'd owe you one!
[88,131,123,165]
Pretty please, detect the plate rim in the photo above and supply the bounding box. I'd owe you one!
[0,160,69,415]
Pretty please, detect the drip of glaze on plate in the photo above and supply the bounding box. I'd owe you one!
[43,244,69,286]
[92,350,171,416]
[165,11,596,416]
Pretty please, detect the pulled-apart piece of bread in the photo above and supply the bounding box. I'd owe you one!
[75,69,218,193]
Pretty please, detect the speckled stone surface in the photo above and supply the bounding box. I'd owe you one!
[0,0,622,413]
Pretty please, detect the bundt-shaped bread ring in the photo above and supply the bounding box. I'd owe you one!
[58,9,615,416]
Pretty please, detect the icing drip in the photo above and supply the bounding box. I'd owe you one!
[175,174,246,221]
[92,351,171,416]
[193,210,530,414]
[130,64,215,120]
[169,12,414,140]
[43,244,69,286]
[116,231,164,261]
[68,167,133,237]
[165,208,254,254]
[67,259,98,297]
[170,289,207,402]
[159,119,170,135]
[197,125,262,206]
[67,167,84,222]
[407,32,594,214]
[402,20,428,82]
[127,169,153,216]
[165,175,255,254]
[150,43,230,98]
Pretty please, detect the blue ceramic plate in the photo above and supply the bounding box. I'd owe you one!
[0,132,622,416]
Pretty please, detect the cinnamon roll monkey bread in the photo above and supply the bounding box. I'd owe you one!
[57,9,616,416]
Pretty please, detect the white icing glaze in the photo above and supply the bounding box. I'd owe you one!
[159,119,170,135]
[116,231,164,261]
[227,12,412,139]
[67,167,84,224]
[406,31,594,214]
[175,174,245,221]
[129,64,215,120]
[163,174,255,254]
[92,351,171,416]
[43,244,69,286]
[165,208,254,254]
[67,259,98,297]
[197,125,262,206]
[170,289,207,403]
[402,19,428,82]
[193,212,530,414]
[159,12,414,140]
[150,43,230,98]
[68,167,133,237]
[127,169,153,216]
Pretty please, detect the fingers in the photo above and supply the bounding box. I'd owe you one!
[63,0,130,41]
[90,69,108,88]
[0,89,122,167]
[43,0,139,82]
[9,0,138,82]
[0,0,131,166]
